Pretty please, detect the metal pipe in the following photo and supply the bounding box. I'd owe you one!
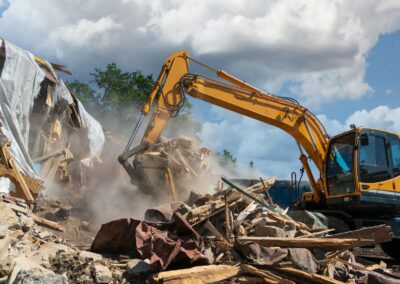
[221,177,275,212]
[124,114,145,153]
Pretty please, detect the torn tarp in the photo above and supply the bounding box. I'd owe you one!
[0,39,45,178]
[91,212,209,272]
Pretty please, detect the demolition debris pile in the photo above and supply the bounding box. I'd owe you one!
[1,178,399,283]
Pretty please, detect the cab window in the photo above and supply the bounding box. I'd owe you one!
[389,134,400,177]
[359,133,391,183]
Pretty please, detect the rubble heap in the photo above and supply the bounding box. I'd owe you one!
[0,177,399,283]
[90,177,399,284]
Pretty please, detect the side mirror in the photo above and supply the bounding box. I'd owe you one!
[360,134,369,146]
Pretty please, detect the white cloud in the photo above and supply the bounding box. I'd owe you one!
[0,0,9,17]
[1,0,399,179]
[50,17,123,49]
[345,106,400,132]
[0,0,399,106]
[198,105,400,179]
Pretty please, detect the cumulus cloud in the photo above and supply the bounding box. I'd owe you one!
[346,106,400,132]
[198,105,400,179]
[1,0,399,179]
[0,0,399,106]
[50,17,123,49]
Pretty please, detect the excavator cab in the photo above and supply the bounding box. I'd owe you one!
[325,128,400,212]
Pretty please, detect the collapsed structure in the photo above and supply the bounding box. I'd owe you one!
[0,38,104,202]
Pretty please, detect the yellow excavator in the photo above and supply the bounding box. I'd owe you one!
[119,51,400,255]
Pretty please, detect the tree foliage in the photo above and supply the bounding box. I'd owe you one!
[66,62,200,137]
[91,63,154,110]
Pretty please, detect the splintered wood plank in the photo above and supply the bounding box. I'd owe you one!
[153,264,239,283]
[326,224,393,245]
[241,264,294,284]
[237,237,374,249]
[269,266,344,284]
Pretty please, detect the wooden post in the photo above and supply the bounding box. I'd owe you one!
[165,167,177,202]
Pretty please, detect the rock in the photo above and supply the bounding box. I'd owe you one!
[38,231,51,239]
[94,263,112,283]
[11,270,68,284]
[0,237,12,270]
[126,259,153,274]
[254,225,285,237]
[31,243,73,267]
[289,210,328,230]
[79,250,102,261]
[0,224,8,238]
[20,215,34,232]
[253,217,296,237]
[0,202,20,230]
[7,257,60,284]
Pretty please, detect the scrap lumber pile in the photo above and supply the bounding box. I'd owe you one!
[89,177,399,284]
[132,136,212,201]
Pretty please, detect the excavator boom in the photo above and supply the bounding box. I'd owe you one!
[119,51,330,202]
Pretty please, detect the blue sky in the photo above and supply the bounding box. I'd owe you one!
[192,29,400,127]
[1,0,400,178]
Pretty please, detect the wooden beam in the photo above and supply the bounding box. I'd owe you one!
[204,221,230,245]
[237,236,374,249]
[165,167,177,202]
[241,264,294,284]
[268,266,344,284]
[153,264,239,283]
[326,224,393,246]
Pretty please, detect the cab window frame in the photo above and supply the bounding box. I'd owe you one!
[358,129,394,183]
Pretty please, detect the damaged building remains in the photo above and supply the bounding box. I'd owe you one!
[0,38,399,284]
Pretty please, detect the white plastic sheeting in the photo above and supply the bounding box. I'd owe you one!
[0,38,105,180]
[43,58,105,160]
[77,101,104,159]
[0,39,45,178]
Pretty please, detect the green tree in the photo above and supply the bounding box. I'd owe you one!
[67,63,202,139]
[216,149,237,175]
[91,63,154,111]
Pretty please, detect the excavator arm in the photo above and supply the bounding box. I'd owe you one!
[119,51,330,202]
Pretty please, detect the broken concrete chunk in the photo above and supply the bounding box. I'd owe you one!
[31,243,73,266]
[38,231,51,239]
[79,250,102,261]
[7,257,59,284]
[20,215,34,232]
[0,224,8,238]
[0,237,12,270]
[0,202,20,230]
[254,225,285,237]
[289,210,328,230]
[11,270,68,284]
[94,263,112,283]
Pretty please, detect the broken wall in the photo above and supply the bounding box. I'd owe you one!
[0,38,105,197]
